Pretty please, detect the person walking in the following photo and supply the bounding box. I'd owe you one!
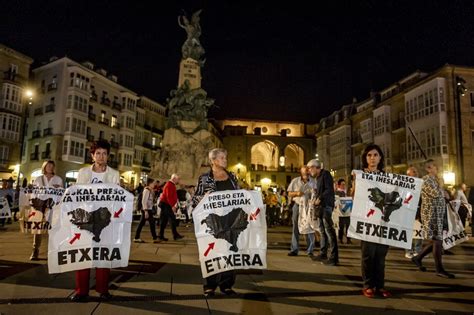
[158,174,183,241]
[287,166,316,257]
[192,148,240,297]
[308,159,338,266]
[411,159,455,279]
[335,178,351,245]
[30,160,63,260]
[71,140,120,302]
[134,178,159,243]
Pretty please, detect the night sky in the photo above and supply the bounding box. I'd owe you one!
[2,0,474,123]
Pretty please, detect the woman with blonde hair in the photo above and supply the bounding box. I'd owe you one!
[30,160,63,260]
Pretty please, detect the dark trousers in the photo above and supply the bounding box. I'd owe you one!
[204,270,236,291]
[159,202,179,238]
[458,205,469,228]
[361,241,389,289]
[267,206,278,226]
[135,210,157,239]
[319,206,338,261]
[338,216,351,242]
[417,239,445,273]
[75,268,110,295]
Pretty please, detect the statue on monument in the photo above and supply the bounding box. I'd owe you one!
[178,9,205,64]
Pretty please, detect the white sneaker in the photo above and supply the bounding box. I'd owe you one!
[405,252,414,259]
[133,238,144,243]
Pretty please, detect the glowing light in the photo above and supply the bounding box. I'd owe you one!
[443,171,455,186]
[261,178,271,185]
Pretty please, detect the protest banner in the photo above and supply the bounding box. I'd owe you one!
[443,200,469,250]
[412,220,423,240]
[0,197,11,219]
[193,189,266,278]
[347,170,423,249]
[338,197,353,217]
[298,198,319,234]
[19,187,65,234]
[48,184,133,274]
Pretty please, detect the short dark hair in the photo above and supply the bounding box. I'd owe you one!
[337,178,345,185]
[90,140,111,154]
[146,178,155,185]
[361,144,385,171]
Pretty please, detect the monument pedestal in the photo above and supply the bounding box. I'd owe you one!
[151,121,221,185]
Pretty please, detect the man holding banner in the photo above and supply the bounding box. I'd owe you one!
[411,159,455,279]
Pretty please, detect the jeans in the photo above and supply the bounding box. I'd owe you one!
[319,206,338,261]
[135,209,157,239]
[290,203,315,254]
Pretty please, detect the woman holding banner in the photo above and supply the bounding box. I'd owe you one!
[352,144,391,298]
[29,160,63,261]
[411,159,455,279]
[71,140,120,302]
[192,148,239,297]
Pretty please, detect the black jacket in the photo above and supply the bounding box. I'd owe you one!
[316,169,335,208]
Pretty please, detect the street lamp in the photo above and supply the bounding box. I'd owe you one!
[455,75,467,183]
[17,89,34,187]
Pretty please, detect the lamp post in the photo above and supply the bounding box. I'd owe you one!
[17,89,33,187]
[455,76,467,183]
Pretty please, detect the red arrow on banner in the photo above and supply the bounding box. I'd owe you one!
[204,242,215,257]
[366,209,376,218]
[404,194,413,204]
[249,208,261,220]
[114,208,123,218]
[28,211,36,218]
[69,233,81,245]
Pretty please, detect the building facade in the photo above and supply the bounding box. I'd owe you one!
[216,119,316,190]
[23,57,165,187]
[0,44,33,180]
[315,65,474,188]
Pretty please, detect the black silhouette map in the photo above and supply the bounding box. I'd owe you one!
[368,187,403,222]
[68,207,111,242]
[201,207,249,252]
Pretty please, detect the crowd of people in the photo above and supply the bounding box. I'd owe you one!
[0,140,472,301]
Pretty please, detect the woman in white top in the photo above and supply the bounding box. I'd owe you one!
[72,140,119,302]
[133,177,158,242]
[30,160,63,260]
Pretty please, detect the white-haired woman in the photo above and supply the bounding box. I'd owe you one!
[192,148,239,297]
[30,160,63,260]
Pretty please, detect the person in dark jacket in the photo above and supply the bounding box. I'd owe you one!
[307,159,338,265]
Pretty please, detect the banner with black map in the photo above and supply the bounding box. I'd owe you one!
[0,197,11,219]
[443,200,469,250]
[19,187,65,234]
[347,170,423,249]
[193,189,267,278]
[48,184,133,274]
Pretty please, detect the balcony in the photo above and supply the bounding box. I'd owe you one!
[144,123,152,131]
[392,119,406,133]
[100,97,111,106]
[142,160,151,168]
[34,107,43,116]
[47,83,57,91]
[32,130,41,138]
[3,70,24,84]
[30,152,39,161]
[90,92,98,102]
[88,112,96,121]
[45,104,55,113]
[99,118,110,126]
[111,122,120,129]
[110,140,119,149]
[41,151,51,159]
[87,134,94,142]
[112,101,122,110]
[151,126,163,135]
[43,127,53,136]
[142,142,153,149]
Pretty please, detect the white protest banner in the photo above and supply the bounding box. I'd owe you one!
[412,220,423,240]
[347,170,423,249]
[443,201,469,250]
[0,197,11,219]
[193,189,266,278]
[48,184,133,274]
[19,187,65,234]
[298,199,319,234]
[338,197,353,217]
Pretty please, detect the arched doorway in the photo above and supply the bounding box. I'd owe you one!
[284,144,304,172]
[251,140,279,171]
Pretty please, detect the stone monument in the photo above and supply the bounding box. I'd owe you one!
[151,9,222,185]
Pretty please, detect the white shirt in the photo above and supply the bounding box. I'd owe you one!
[287,176,316,205]
[33,175,63,188]
[141,187,155,210]
[90,171,105,184]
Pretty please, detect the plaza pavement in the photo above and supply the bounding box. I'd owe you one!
[0,221,473,315]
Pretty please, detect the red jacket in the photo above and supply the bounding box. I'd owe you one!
[160,180,177,207]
